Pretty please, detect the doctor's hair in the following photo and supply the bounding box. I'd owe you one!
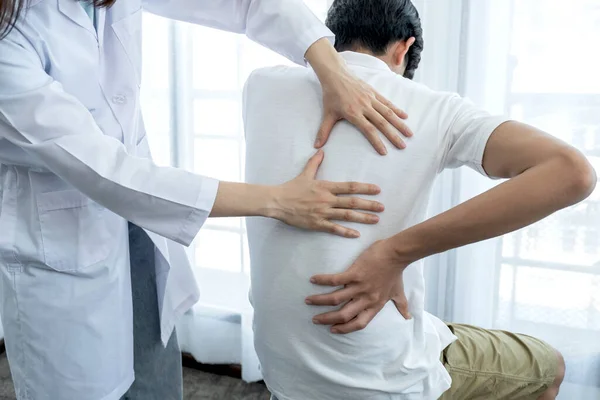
[0,0,116,39]
[325,0,423,79]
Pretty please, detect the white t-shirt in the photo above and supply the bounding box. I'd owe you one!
[243,51,508,400]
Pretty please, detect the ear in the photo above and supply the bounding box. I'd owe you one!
[393,37,416,66]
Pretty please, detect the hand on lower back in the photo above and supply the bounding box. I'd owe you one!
[273,150,385,238]
[305,239,411,333]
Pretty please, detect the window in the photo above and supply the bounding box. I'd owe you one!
[495,0,600,339]
[140,13,172,167]
[443,2,600,395]
[140,1,332,381]
[141,1,332,276]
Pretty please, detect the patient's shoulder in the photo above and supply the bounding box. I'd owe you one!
[243,65,321,108]
[246,65,321,93]
[246,65,314,87]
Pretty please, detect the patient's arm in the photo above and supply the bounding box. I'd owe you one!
[386,121,596,260]
[307,121,596,333]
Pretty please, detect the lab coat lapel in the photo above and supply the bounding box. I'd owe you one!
[58,0,97,37]
[95,6,106,48]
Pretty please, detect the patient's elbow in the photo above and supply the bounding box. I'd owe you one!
[557,148,597,202]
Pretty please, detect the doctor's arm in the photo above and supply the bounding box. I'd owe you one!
[0,34,383,245]
[307,121,597,332]
[143,0,412,155]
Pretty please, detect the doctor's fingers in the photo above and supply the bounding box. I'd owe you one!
[350,116,388,155]
[323,181,381,196]
[325,209,379,225]
[365,106,407,150]
[374,91,409,120]
[372,100,413,139]
[313,220,361,238]
[332,196,384,213]
[300,149,325,179]
[315,113,340,149]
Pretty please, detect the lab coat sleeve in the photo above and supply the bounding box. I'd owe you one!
[0,30,218,246]
[143,0,333,65]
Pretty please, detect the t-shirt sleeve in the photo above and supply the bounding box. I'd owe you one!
[439,95,509,176]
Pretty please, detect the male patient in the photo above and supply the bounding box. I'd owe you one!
[243,0,596,399]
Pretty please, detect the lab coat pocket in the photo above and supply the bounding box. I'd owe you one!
[37,190,113,272]
[112,8,143,85]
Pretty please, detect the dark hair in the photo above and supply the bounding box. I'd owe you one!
[0,0,116,39]
[326,0,424,79]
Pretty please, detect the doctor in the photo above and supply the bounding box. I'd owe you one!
[0,0,412,399]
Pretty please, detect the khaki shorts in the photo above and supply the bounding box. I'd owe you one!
[440,323,559,400]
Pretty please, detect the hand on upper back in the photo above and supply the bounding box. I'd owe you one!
[273,150,385,239]
[315,70,413,155]
[305,239,412,333]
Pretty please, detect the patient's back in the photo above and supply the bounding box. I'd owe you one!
[243,52,504,400]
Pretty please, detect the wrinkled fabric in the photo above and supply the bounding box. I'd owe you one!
[0,0,330,398]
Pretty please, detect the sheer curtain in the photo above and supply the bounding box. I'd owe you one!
[426,1,600,399]
[140,0,600,394]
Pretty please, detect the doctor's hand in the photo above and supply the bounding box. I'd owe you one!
[305,239,412,334]
[272,150,384,238]
[305,39,413,155]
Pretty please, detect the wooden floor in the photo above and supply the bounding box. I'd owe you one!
[0,352,270,400]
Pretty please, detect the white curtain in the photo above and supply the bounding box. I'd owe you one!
[419,1,600,399]
[141,0,600,395]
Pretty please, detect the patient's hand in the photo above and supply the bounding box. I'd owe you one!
[305,240,411,333]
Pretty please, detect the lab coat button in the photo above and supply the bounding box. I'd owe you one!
[112,94,127,105]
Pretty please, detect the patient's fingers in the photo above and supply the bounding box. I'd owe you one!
[306,286,357,307]
[309,270,355,288]
[391,276,412,320]
[311,298,367,326]
[392,296,411,320]
[326,209,379,225]
[331,309,379,334]
[325,181,381,196]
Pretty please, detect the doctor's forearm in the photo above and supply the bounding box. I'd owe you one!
[209,182,277,218]
[305,38,346,82]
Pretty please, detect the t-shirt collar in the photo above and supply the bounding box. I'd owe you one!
[340,51,391,71]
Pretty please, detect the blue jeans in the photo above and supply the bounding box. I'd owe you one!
[120,224,183,400]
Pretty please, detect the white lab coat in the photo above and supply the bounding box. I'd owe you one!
[0,0,331,398]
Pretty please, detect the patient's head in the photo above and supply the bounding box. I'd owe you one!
[326,0,424,79]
